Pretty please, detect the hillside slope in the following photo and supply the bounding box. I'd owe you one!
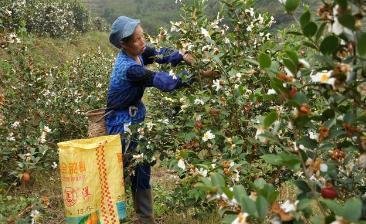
[82,0,320,32]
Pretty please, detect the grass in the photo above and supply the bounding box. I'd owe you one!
[1,165,221,224]
[0,31,115,69]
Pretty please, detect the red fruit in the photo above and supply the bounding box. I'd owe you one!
[194,121,203,129]
[321,187,337,199]
[22,172,30,183]
[289,87,297,99]
[299,104,311,115]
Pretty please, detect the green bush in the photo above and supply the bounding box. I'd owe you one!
[0,0,95,37]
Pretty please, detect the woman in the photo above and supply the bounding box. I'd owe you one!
[106,16,193,224]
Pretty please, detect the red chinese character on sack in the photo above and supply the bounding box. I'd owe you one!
[68,162,78,174]
[117,153,123,163]
[60,162,68,174]
[79,161,86,172]
[64,187,77,207]
[81,186,91,200]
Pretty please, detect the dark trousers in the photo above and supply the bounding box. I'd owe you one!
[107,124,151,192]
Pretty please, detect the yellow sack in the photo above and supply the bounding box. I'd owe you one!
[57,134,126,224]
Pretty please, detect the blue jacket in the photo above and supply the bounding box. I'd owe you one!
[105,47,184,127]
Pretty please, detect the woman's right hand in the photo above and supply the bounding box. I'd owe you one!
[200,70,221,78]
[182,52,195,65]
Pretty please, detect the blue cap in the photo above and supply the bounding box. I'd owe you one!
[109,16,140,48]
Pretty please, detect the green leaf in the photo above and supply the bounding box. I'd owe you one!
[256,196,269,220]
[285,0,300,12]
[279,152,301,170]
[303,22,317,37]
[300,10,311,28]
[262,154,282,166]
[254,178,266,190]
[297,136,318,149]
[258,184,279,204]
[320,35,339,55]
[270,78,286,92]
[320,199,343,216]
[294,180,311,193]
[342,198,362,221]
[283,58,297,75]
[291,92,308,106]
[336,0,348,8]
[210,173,225,188]
[357,32,366,56]
[315,22,327,42]
[233,185,248,203]
[242,195,258,217]
[338,14,355,30]
[285,50,299,65]
[303,41,318,50]
[222,186,234,199]
[263,111,278,128]
[222,214,237,224]
[258,53,271,69]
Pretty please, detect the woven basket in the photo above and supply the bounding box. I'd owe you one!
[86,109,107,138]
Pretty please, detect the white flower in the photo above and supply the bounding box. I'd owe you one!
[280,200,298,213]
[202,45,211,51]
[201,28,210,38]
[30,210,40,217]
[168,70,177,80]
[11,121,20,129]
[245,8,255,17]
[51,162,58,169]
[246,24,253,32]
[232,212,249,224]
[357,82,366,95]
[310,71,335,87]
[180,104,189,111]
[224,37,230,44]
[7,132,15,141]
[331,6,353,36]
[197,168,208,177]
[43,126,52,133]
[202,130,215,142]
[96,83,102,88]
[284,67,294,77]
[255,127,268,143]
[308,131,318,140]
[5,9,12,16]
[212,79,222,91]
[258,14,264,24]
[146,121,154,131]
[177,159,186,170]
[267,89,276,95]
[31,209,41,224]
[133,153,144,160]
[278,0,286,4]
[320,163,328,172]
[194,99,204,105]
[299,59,310,68]
[40,131,47,143]
[358,153,366,169]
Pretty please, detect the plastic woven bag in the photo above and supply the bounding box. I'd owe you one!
[58,134,126,224]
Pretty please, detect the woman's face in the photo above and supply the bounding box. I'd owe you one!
[122,25,146,56]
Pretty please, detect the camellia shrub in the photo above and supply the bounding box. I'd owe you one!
[0,32,114,184]
[0,0,95,37]
[130,0,366,223]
